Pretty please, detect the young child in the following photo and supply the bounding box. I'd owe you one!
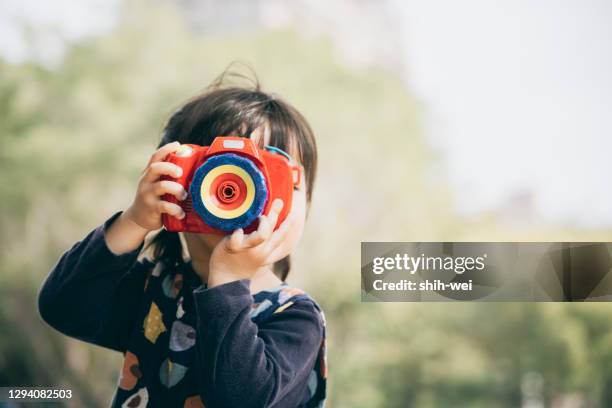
[38,73,327,408]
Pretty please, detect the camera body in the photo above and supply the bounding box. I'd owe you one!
[161,136,301,234]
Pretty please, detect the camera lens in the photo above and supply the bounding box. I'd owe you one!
[189,153,268,232]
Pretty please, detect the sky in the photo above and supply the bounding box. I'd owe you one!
[394,0,612,227]
[0,0,118,64]
[1,0,611,228]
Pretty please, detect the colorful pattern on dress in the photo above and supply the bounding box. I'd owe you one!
[112,258,327,408]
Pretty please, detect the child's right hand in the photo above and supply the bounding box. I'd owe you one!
[123,142,188,231]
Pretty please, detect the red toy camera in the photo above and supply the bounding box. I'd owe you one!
[161,136,301,234]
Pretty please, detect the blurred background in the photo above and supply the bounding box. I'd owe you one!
[1,0,612,407]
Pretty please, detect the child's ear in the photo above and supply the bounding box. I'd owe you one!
[295,165,306,191]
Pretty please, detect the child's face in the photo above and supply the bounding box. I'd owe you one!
[183,126,308,265]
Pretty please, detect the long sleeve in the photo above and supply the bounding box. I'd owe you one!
[38,211,147,353]
[193,280,324,408]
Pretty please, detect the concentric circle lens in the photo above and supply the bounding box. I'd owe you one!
[189,153,268,232]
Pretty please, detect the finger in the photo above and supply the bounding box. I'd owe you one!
[256,214,274,240]
[225,228,245,253]
[242,228,266,249]
[243,199,284,248]
[144,162,183,182]
[157,200,185,219]
[148,141,181,165]
[263,216,297,264]
[153,180,188,200]
[263,199,284,234]
[264,211,295,253]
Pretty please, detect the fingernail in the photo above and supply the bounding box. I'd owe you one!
[179,211,185,219]
[176,168,183,177]
[181,190,188,200]
[273,199,283,211]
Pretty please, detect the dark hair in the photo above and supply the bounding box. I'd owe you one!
[147,69,317,281]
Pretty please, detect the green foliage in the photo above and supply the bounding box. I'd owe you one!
[2,2,612,407]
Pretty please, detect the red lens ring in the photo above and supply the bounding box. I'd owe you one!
[207,173,248,211]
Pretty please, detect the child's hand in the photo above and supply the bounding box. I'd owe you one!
[123,142,188,231]
[208,199,293,287]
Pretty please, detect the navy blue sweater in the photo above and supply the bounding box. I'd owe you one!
[38,212,327,408]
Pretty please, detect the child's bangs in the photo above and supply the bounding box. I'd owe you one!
[265,100,317,203]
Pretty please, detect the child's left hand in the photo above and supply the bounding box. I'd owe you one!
[208,199,293,287]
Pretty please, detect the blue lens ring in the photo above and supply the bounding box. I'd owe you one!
[189,153,268,232]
